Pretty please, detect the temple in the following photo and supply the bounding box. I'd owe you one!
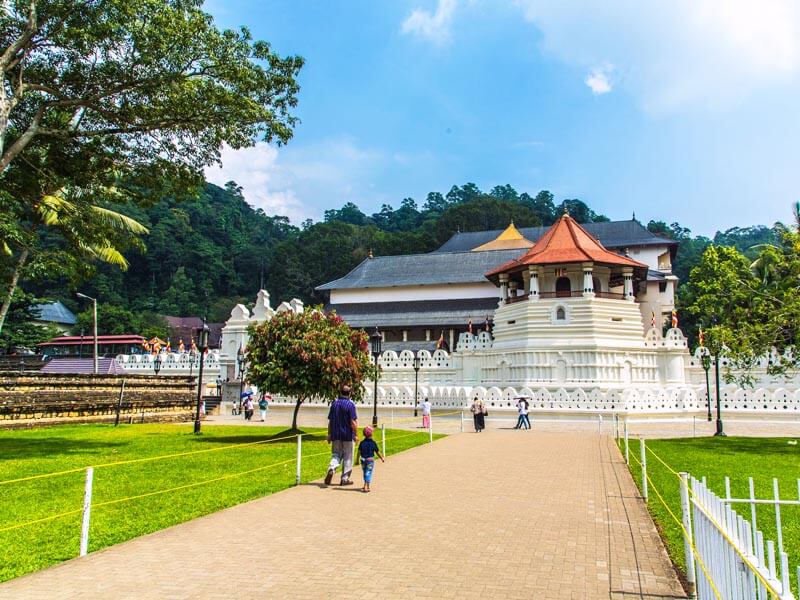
[316,217,678,351]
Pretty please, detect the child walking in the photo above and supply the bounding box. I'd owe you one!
[358,426,384,493]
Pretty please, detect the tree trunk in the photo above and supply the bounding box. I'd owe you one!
[0,247,29,335]
[291,397,304,431]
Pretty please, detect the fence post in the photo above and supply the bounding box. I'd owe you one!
[295,435,302,486]
[114,379,126,427]
[598,414,602,433]
[640,438,648,503]
[381,424,386,457]
[624,419,629,465]
[679,472,697,599]
[692,415,696,438]
[460,410,464,433]
[773,478,784,555]
[80,467,94,557]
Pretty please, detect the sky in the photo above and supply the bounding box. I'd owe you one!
[203,0,800,237]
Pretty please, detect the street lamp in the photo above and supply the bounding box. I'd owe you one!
[370,326,382,427]
[700,349,712,422]
[194,322,209,434]
[76,293,98,374]
[714,352,725,437]
[153,353,163,376]
[237,345,246,416]
[412,354,421,418]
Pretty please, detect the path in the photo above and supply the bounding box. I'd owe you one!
[0,432,685,599]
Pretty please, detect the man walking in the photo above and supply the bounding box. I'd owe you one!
[325,385,358,486]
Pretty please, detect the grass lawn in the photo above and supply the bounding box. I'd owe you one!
[620,436,799,596]
[0,423,441,582]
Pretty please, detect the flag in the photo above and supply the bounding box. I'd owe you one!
[698,328,705,346]
[436,330,445,349]
[651,310,656,329]
[671,309,678,328]
[165,339,171,353]
[467,319,473,334]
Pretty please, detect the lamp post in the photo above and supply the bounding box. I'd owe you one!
[370,326,382,427]
[700,349,712,422]
[412,354,421,417]
[153,353,162,376]
[194,322,209,434]
[76,293,98,374]
[237,345,246,415]
[714,353,725,436]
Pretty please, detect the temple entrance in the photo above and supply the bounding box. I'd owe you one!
[556,277,571,297]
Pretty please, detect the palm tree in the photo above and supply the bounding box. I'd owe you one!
[0,187,148,334]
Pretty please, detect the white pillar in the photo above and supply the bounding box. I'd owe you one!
[508,281,518,298]
[449,329,455,352]
[521,270,531,296]
[402,330,408,342]
[622,268,634,301]
[582,262,594,298]
[499,274,509,304]
[425,329,431,341]
[529,267,539,300]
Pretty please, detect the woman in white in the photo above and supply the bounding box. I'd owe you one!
[515,397,531,430]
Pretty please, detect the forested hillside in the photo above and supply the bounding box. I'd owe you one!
[7,179,779,343]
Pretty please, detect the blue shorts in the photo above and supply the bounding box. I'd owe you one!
[360,458,375,483]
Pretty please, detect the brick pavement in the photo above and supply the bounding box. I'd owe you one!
[0,431,685,599]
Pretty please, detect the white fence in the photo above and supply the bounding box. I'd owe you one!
[689,476,798,599]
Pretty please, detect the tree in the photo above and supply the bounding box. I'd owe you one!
[558,199,608,223]
[521,190,556,225]
[0,0,303,180]
[0,290,58,352]
[433,197,542,244]
[246,308,373,430]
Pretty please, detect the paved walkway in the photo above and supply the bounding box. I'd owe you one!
[0,432,685,599]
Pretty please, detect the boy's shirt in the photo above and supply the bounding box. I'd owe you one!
[358,438,380,459]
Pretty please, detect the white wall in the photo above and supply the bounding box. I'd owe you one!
[627,245,671,271]
[331,282,499,304]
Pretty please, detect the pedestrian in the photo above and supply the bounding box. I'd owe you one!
[243,395,254,421]
[258,393,270,422]
[470,396,486,432]
[358,426,384,493]
[241,385,254,419]
[325,385,358,486]
[421,397,432,429]
[515,397,531,430]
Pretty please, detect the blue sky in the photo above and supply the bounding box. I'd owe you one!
[204,1,800,237]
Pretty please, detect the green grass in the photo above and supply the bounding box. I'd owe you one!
[0,423,442,582]
[620,436,799,595]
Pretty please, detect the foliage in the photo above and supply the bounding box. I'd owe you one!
[246,308,374,429]
[75,305,166,338]
[0,423,437,582]
[680,226,800,384]
[0,290,59,351]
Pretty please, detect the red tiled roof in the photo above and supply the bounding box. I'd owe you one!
[486,214,648,278]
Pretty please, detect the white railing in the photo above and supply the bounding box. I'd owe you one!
[688,476,798,600]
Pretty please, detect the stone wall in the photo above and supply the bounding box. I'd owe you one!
[0,372,196,427]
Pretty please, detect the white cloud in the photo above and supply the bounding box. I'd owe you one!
[401,0,457,44]
[585,64,613,95]
[204,138,386,225]
[515,0,800,112]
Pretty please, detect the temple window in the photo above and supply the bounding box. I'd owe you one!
[556,307,566,320]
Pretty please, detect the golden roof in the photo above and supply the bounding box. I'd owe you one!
[471,223,534,252]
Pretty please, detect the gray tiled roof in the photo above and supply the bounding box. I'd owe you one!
[316,250,522,290]
[327,298,498,328]
[33,302,77,325]
[434,220,677,253]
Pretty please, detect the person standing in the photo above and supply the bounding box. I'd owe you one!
[515,397,531,430]
[421,397,432,429]
[243,395,255,421]
[470,396,486,432]
[258,393,270,422]
[358,426,384,493]
[325,385,358,486]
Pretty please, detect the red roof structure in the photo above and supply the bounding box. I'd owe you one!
[486,213,648,281]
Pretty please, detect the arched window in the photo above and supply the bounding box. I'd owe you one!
[556,307,566,320]
[593,277,601,293]
[556,276,571,297]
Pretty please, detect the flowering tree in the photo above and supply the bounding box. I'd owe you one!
[246,308,373,430]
